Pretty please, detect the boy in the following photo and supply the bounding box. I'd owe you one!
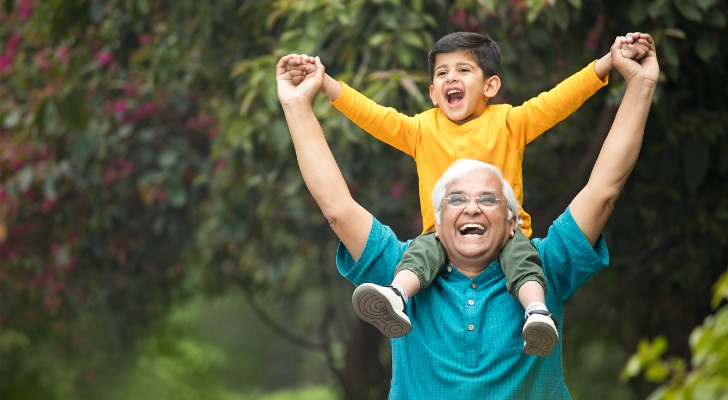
[286,32,649,356]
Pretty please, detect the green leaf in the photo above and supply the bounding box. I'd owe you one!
[57,94,89,130]
[399,31,424,48]
[89,0,110,22]
[17,166,34,191]
[69,131,105,163]
[706,10,726,28]
[628,1,648,25]
[695,32,719,63]
[674,0,703,21]
[369,32,389,47]
[682,138,710,194]
[166,178,187,208]
[566,0,582,9]
[694,0,720,11]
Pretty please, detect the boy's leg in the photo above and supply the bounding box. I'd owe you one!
[352,232,445,338]
[500,229,558,357]
[394,231,446,292]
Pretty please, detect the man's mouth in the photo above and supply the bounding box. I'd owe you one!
[459,223,485,238]
[446,89,464,106]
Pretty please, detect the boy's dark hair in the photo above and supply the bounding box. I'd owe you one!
[427,32,501,79]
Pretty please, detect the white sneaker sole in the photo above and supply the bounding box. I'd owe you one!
[352,283,411,338]
[522,314,558,357]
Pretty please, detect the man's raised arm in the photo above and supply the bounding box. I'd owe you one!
[570,34,658,245]
[276,55,372,260]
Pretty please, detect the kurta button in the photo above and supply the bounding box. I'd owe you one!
[457,132,463,136]
[468,300,474,306]
[468,324,475,331]
[471,283,476,289]
[459,145,465,151]
[447,266,453,272]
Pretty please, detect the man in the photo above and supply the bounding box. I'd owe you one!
[277,34,657,399]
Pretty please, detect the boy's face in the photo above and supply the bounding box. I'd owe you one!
[429,51,496,125]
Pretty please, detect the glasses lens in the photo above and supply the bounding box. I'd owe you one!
[446,194,468,207]
[445,195,500,209]
[477,196,499,208]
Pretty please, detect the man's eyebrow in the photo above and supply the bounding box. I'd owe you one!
[446,189,497,195]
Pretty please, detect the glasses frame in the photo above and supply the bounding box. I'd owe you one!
[443,194,502,210]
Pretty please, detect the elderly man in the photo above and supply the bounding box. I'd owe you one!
[276,34,657,399]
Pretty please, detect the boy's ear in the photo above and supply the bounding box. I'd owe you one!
[429,84,438,106]
[484,75,501,98]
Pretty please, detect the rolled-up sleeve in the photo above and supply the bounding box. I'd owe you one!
[336,215,411,286]
[533,207,610,306]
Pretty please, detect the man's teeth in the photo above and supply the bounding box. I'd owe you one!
[459,224,484,234]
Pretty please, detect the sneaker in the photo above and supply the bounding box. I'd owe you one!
[352,283,411,338]
[522,310,559,357]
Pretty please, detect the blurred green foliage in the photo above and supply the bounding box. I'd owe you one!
[1,0,727,399]
[622,269,728,400]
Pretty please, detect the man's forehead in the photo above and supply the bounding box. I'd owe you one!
[446,169,501,193]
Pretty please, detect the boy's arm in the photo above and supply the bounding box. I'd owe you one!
[508,32,651,146]
[289,56,420,156]
[322,73,343,101]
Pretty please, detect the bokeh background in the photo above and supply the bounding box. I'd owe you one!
[2,0,727,399]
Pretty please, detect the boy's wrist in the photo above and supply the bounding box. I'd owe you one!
[593,53,613,79]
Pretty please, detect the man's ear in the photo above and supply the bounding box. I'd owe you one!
[429,84,438,106]
[507,215,517,238]
[484,75,501,98]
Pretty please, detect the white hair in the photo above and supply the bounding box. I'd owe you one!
[432,159,521,226]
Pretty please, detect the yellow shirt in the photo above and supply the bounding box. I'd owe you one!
[332,61,608,236]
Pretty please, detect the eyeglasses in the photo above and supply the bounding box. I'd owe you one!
[443,194,501,209]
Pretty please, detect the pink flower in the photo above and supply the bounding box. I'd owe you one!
[96,50,113,67]
[19,0,36,21]
[0,34,22,72]
[56,46,70,64]
[389,178,407,199]
[113,100,127,115]
[102,166,118,185]
[34,49,50,71]
[156,188,167,204]
[139,34,152,47]
[41,197,55,214]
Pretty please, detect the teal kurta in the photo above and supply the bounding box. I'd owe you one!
[336,207,609,399]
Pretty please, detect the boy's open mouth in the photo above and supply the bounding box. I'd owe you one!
[447,89,464,106]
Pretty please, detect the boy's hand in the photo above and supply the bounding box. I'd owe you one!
[284,54,317,85]
[620,32,653,61]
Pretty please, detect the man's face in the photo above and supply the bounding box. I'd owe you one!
[429,51,491,125]
[435,169,516,274]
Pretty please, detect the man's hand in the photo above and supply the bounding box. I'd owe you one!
[620,32,651,61]
[276,54,324,107]
[284,54,317,85]
[612,33,658,86]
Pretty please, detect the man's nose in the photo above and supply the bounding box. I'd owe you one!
[463,198,481,214]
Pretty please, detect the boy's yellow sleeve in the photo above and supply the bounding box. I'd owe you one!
[508,60,609,147]
[331,82,420,157]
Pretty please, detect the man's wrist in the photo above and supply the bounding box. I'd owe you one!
[281,97,314,109]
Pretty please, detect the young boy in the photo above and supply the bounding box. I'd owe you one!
[286,32,650,356]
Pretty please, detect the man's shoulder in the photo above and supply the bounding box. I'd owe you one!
[532,207,609,302]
